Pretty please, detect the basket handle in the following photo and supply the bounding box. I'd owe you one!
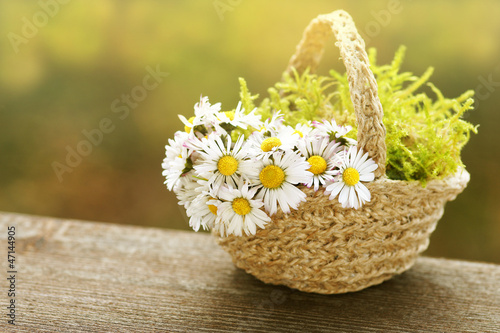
[285,10,386,178]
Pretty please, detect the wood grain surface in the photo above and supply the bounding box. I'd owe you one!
[0,212,499,332]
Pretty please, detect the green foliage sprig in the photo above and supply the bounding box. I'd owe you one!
[238,46,478,183]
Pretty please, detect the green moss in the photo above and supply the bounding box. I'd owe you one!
[238,46,478,183]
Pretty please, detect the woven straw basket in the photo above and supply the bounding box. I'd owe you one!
[213,10,470,294]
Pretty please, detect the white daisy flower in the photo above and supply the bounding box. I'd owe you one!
[259,111,284,133]
[186,190,220,232]
[183,132,211,157]
[163,131,189,165]
[162,132,193,191]
[214,101,263,132]
[216,181,271,236]
[312,119,357,146]
[174,173,200,210]
[247,126,300,159]
[248,151,312,215]
[178,114,197,135]
[164,152,192,191]
[194,135,253,193]
[325,146,378,209]
[178,96,221,136]
[291,122,314,138]
[297,135,342,191]
[194,95,221,119]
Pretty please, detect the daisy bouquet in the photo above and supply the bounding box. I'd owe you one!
[163,97,378,236]
[161,10,476,294]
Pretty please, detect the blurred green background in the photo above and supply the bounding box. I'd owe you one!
[0,0,499,263]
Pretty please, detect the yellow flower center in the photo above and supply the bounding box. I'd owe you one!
[293,130,304,138]
[259,165,285,189]
[343,167,360,186]
[184,116,195,133]
[208,204,218,215]
[261,137,282,152]
[307,155,327,175]
[224,111,235,121]
[217,156,239,176]
[232,197,251,216]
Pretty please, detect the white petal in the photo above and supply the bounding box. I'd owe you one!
[348,186,357,208]
[339,185,350,206]
[358,160,378,174]
[326,181,344,199]
[356,183,371,203]
[359,172,375,182]
[245,216,257,235]
[253,208,271,224]
[276,190,291,214]
[353,151,369,169]
[217,189,231,201]
[266,190,278,215]
[348,147,358,166]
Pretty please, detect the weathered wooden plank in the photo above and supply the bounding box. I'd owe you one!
[0,211,499,332]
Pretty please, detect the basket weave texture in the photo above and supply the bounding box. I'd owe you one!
[213,10,470,294]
